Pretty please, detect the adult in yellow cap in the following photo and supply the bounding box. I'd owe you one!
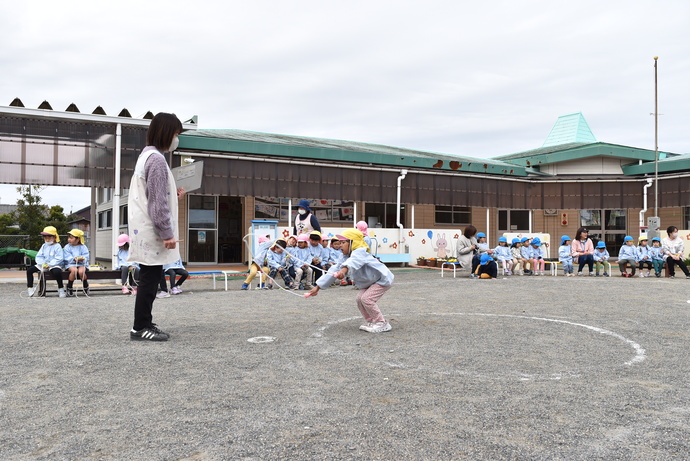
[306,228,394,333]
[26,226,66,297]
[64,229,90,295]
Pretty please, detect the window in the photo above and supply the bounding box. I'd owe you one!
[498,210,530,232]
[435,206,471,225]
[120,205,128,226]
[365,203,405,228]
[189,196,217,229]
[255,197,354,223]
[683,207,690,230]
[580,209,627,255]
[97,210,112,229]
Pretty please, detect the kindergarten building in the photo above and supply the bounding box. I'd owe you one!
[2,102,690,265]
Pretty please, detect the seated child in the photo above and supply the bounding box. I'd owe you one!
[510,238,524,275]
[307,229,393,333]
[471,232,493,274]
[520,237,533,275]
[474,253,498,279]
[293,234,314,289]
[158,257,188,297]
[63,228,90,296]
[356,220,374,251]
[559,235,574,276]
[117,234,139,295]
[27,226,65,297]
[618,235,639,277]
[309,231,326,282]
[266,239,295,289]
[637,236,653,277]
[285,235,298,281]
[241,235,272,290]
[649,237,666,278]
[493,236,513,275]
[593,241,611,276]
[529,237,545,276]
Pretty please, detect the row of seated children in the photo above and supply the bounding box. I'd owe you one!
[241,231,348,290]
[558,235,667,277]
[470,234,548,277]
[26,226,90,297]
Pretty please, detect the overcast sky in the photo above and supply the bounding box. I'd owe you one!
[1,1,688,211]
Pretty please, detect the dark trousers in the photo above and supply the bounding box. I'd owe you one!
[27,265,63,288]
[477,261,498,278]
[121,266,140,286]
[133,264,162,331]
[666,257,690,276]
[160,268,189,291]
[577,254,594,273]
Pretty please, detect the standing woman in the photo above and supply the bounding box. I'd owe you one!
[293,200,321,236]
[128,113,185,341]
[456,225,478,272]
[571,227,595,276]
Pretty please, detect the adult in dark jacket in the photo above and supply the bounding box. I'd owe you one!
[293,200,321,236]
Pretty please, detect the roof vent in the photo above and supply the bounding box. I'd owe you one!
[9,97,24,107]
[65,103,80,113]
[38,100,53,110]
[143,111,154,120]
[183,115,198,124]
[118,108,132,118]
[92,106,106,115]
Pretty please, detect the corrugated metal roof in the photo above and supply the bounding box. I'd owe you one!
[179,129,529,176]
[542,112,596,147]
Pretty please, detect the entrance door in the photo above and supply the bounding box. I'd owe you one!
[188,195,217,264]
[218,196,242,263]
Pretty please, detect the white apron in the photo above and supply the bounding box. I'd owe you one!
[127,149,180,266]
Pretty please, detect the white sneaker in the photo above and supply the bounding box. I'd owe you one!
[366,321,392,333]
[58,288,67,298]
[359,322,373,331]
[156,291,171,299]
[27,287,35,296]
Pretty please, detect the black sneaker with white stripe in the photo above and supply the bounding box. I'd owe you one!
[130,325,170,341]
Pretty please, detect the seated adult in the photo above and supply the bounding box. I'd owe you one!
[456,225,478,271]
[571,227,594,276]
[662,225,690,278]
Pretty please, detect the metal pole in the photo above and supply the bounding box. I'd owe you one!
[654,56,659,216]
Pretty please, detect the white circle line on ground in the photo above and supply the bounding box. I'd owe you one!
[425,312,646,366]
[247,336,277,344]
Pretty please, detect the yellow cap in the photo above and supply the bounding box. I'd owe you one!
[68,228,85,244]
[40,226,60,243]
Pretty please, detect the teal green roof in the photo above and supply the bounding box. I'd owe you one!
[179,129,529,176]
[621,152,690,175]
[542,112,596,147]
[494,142,668,170]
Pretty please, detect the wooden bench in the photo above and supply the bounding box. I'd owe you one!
[40,269,122,295]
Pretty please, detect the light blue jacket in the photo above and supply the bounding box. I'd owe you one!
[593,249,609,262]
[618,244,639,261]
[266,248,288,270]
[492,245,512,261]
[649,246,665,261]
[558,245,573,263]
[291,246,312,267]
[637,245,652,261]
[317,247,394,290]
[253,240,273,266]
[117,248,139,270]
[520,245,532,259]
[35,242,64,268]
[476,242,490,256]
[63,243,89,268]
[163,258,185,271]
[308,243,326,264]
[530,245,545,260]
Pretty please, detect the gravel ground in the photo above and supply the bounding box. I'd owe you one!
[1,269,689,460]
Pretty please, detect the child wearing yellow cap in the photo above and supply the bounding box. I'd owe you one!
[306,229,394,333]
[63,229,90,296]
[26,226,66,297]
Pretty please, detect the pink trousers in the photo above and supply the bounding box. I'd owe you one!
[356,283,390,323]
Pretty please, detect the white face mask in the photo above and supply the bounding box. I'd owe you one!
[298,209,306,216]
[168,136,179,152]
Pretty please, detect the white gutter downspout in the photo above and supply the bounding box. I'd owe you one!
[396,169,408,253]
[640,178,653,232]
[486,208,490,242]
[112,123,122,270]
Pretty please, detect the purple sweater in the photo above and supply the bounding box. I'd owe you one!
[143,148,174,240]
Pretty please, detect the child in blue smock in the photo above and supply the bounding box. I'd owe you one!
[593,241,611,277]
[529,237,546,276]
[266,239,295,289]
[117,233,140,295]
[618,236,639,277]
[649,237,666,278]
[26,226,66,297]
[637,236,653,277]
[559,235,574,276]
[520,237,533,275]
[307,229,394,334]
[493,236,513,275]
[63,228,90,296]
[158,257,189,296]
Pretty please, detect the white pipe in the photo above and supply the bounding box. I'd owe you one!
[288,199,292,232]
[396,169,408,253]
[411,204,415,229]
[112,123,122,269]
[353,202,357,226]
[528,210,533,233]
[486,208,490,242]
[640,179,653,231]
